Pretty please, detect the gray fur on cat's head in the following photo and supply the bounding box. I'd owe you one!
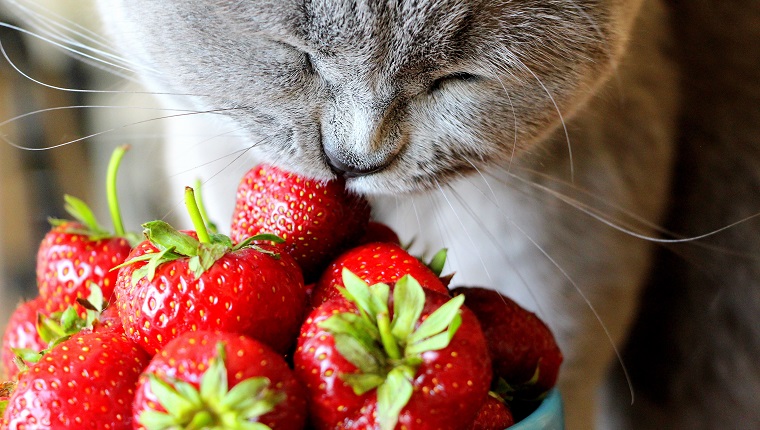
[99,0,644,194]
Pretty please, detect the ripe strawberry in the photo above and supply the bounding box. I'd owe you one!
[115,187,306,355]
[133,331,307,430]
[295,269,492,430]
[451,287,563,401]
[1,330,150,429]
[36,146,135,317]
[311,242,450,307]
[230,163,371,282]
[2,285,121,379]
[467,394,515,430]
[1,298,47,379]
[357,221,401,246]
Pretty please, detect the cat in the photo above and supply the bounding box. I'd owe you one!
[7,0,760,428]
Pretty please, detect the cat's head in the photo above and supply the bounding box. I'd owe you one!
[99,0,644,194]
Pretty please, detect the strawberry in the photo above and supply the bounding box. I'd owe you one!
[311,242,450,307]
[467,394,515,430]
[451,287,563,401]
[36,145,135,317]
[1,329,150,429]
[2,285,120,379]
[357,221,401,246]
[229,163,371,282]
[133,331,307,430]
[295,269,492,430]
[115,187,306,355]
[1,297,48,379]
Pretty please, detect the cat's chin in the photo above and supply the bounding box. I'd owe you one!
[344,174,435,197]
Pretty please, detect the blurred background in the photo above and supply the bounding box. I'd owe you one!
[0,1,181,334]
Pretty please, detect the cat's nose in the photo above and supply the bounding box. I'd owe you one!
[324,147,387,178]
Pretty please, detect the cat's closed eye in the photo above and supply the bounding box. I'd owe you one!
[428,72,479,93]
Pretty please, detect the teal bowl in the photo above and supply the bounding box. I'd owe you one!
[507,389,565,430]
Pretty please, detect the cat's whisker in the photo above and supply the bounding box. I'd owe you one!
[159,135,267,223]
[0,22,138,75]
[433,179,493,282]
[0,34,209,98]
[501,167,760,259]
[0,105,251,151]
[444,170,548,318]
[509,55,574,182]
[491,74,519,172]
[4,0,159,76]
[164,129,254,178]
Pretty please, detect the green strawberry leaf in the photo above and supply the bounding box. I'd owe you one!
[139,409,182,429]
[232,233,285,251]
[189,243,228,279]
[210,233,234,248]
[147,374,197,420]
[318,312,380,350]
[218,378,269,410]
[63,194,107,235]
[390,275,425,342]
[332,333,384,376]
[407,294,465,345]
[143,220,201,256]
[114,246,183,285]
[427,248,448,277]
[377,366,414,430]
[405,313,462,356]
[340,373,385,396]
[199,343,229,406]
[340,269,376,323]
[11,347,42,365]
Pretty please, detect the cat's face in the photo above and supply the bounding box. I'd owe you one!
[99,0,644,194]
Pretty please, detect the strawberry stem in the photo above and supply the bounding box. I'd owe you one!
[184,187,211,244]
[193,179,218,234]
[107,145,130,237]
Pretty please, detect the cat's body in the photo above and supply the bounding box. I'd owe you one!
[74,0,760,428]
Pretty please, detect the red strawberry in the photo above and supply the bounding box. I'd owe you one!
[357,221,401,246]
[2,330,150,429]
[1,298,47,379]
[295,269,492,430]
[311,242,449,307]
[2,285,122,379]
[451,287,563,401]
[230,163,371,282]
[467,394,515,430]
[36,146,135,316]
[115,187,306,355]
[133,331,307,430]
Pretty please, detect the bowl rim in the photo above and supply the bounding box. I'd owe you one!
[506,388,564,430]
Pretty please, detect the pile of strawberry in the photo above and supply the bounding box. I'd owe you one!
[0,148,563,430]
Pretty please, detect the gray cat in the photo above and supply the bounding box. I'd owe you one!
[12,0,760,428]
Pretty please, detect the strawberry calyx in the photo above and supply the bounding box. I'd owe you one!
[139,342,284,430]
[11,284,108,369]
[318,268,465,430]
[492,362,547,402]
[0,380,15,416]
[426,248,448,277]
[115,187,285,286]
